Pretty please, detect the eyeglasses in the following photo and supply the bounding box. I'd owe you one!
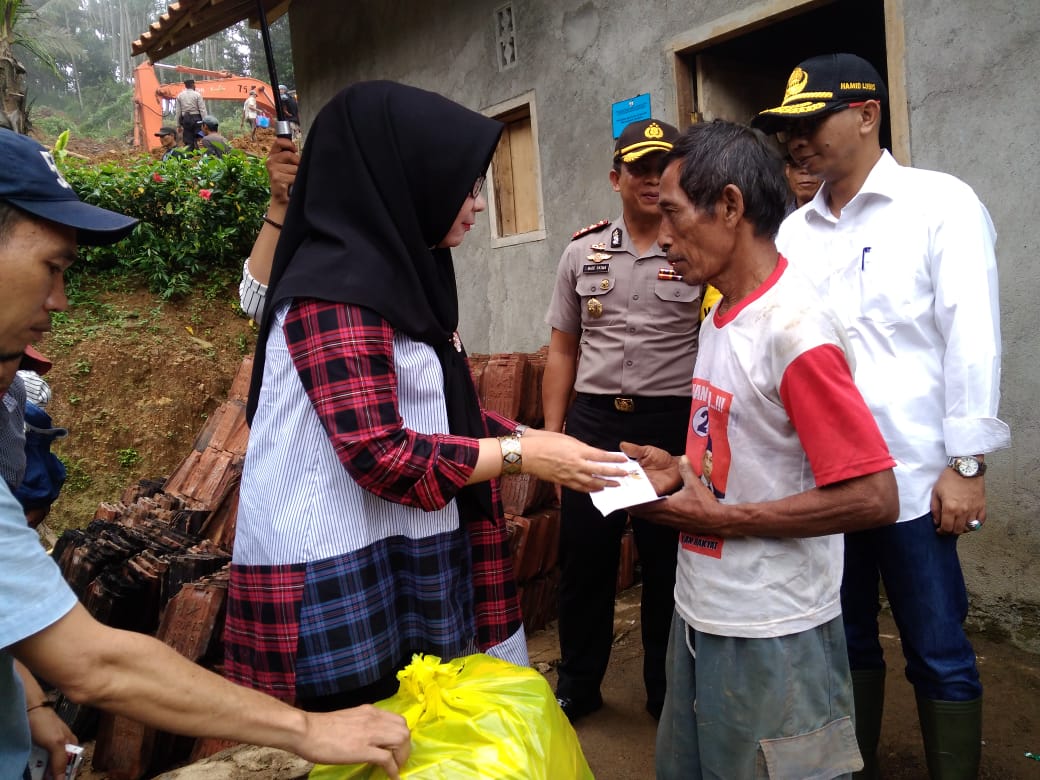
[775,102,866,144]
[471,175,486,199]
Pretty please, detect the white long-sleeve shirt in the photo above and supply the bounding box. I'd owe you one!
[777,151,1010,522]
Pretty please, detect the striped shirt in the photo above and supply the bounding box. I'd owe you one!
[227,299,525,699]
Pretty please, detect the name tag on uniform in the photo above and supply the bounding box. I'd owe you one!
[583,263,610,273]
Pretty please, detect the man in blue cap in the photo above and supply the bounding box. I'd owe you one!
[0,129,410,779]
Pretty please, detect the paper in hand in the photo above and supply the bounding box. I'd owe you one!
[590,453,662,516]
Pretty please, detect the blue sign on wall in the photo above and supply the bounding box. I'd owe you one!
[611,93,652,139]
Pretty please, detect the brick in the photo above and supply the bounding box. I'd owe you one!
[617,528,636,593]
[226,355,253,404]
[482,353,526,419]
[499,472,553,516]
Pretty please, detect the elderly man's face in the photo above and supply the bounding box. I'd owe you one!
[0,214,74,365]
[656,160,735,287]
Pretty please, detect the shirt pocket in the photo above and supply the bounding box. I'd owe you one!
[575,275,615,297]
[652,280,701,332]
[847,244,916,324]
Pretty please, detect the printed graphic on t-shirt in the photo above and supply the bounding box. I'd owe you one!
[687,378,732,498]
[682,378,733,558]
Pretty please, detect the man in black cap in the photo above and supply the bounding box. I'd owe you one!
[0,128,410,778]
[544,118,702,723]
[154,126,184,161]
[175,78,206,151]
[753,53,1008,778]
[198,115,230,158]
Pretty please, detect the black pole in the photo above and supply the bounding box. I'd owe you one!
[255,0,292,138]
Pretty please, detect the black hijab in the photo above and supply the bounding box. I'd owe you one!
[247,81,503,515]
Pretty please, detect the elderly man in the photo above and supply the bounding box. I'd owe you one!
[623,119,898,779]
[0,128,410,779]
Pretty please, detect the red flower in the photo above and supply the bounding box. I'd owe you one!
[198,189,212,200]
[152,173,163,182]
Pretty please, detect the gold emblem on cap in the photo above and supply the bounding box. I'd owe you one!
[785,67,809,99]
[587,298,604,318]
[644,122,664,140]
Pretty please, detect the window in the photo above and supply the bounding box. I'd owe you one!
[486,92,545,246]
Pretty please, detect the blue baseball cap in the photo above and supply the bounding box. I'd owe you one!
[0,129,137,246]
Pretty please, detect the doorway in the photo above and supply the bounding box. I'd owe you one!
[669,0,908,162]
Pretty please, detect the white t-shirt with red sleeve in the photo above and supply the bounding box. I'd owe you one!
[674,255,895,639]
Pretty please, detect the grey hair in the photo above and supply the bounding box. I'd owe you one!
[662,120,789,238]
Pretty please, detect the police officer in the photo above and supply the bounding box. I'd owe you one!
[544,118,701,723]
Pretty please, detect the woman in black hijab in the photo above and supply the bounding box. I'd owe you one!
[226,81,625,710]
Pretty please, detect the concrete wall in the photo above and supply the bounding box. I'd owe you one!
[289,0,1040,650]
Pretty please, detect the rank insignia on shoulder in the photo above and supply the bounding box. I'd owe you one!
[572,219,611,240]
[610,227,623,248]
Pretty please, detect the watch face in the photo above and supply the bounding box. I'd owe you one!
[956,457,980,477]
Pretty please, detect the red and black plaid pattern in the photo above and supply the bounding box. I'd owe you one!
[284,300,478,508]
[224,563,307,701]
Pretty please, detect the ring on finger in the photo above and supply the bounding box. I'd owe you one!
[966,519,982,532]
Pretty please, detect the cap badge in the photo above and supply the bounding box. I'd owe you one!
[587,298,604,319]
[785,67,809,99]
[644,122,665,140]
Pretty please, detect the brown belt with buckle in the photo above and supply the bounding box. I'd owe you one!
[575,393,691,414]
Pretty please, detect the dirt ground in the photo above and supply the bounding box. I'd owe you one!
[37,287,1040,778]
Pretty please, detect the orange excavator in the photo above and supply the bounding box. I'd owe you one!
[132,62,277,151]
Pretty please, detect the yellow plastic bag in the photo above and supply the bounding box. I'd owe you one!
[310,653,594,780]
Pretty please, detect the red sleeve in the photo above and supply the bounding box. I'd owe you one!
[779,344,895,487]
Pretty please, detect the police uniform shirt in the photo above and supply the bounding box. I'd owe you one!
[545,216,701,397]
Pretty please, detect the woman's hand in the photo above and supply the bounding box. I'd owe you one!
[266,137,300,214]
[519,431,627,492]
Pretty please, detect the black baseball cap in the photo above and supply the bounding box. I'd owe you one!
[614,119,680,164]
[752,53,887,135]
[155,126,177,137]
[0,129,138,246]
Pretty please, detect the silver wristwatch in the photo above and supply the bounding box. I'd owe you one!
[948,455,986,478]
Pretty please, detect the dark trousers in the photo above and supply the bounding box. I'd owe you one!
[180,114,201,151]
[842,512,981,701]
[556,395,686,710]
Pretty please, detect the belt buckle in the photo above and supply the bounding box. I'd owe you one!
[614,396,635,413]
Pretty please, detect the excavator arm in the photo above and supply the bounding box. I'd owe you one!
[133,62,276,150]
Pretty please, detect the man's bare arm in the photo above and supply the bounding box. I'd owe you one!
[542,328,579,432]
[14,604,411,775]
[631,456,898,538]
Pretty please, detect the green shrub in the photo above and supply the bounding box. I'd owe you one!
[59,151,269,299]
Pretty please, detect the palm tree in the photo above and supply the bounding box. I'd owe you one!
[0,0,58,132]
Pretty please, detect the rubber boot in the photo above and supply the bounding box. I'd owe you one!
[851,668,886,779]
[915,693,982,779]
